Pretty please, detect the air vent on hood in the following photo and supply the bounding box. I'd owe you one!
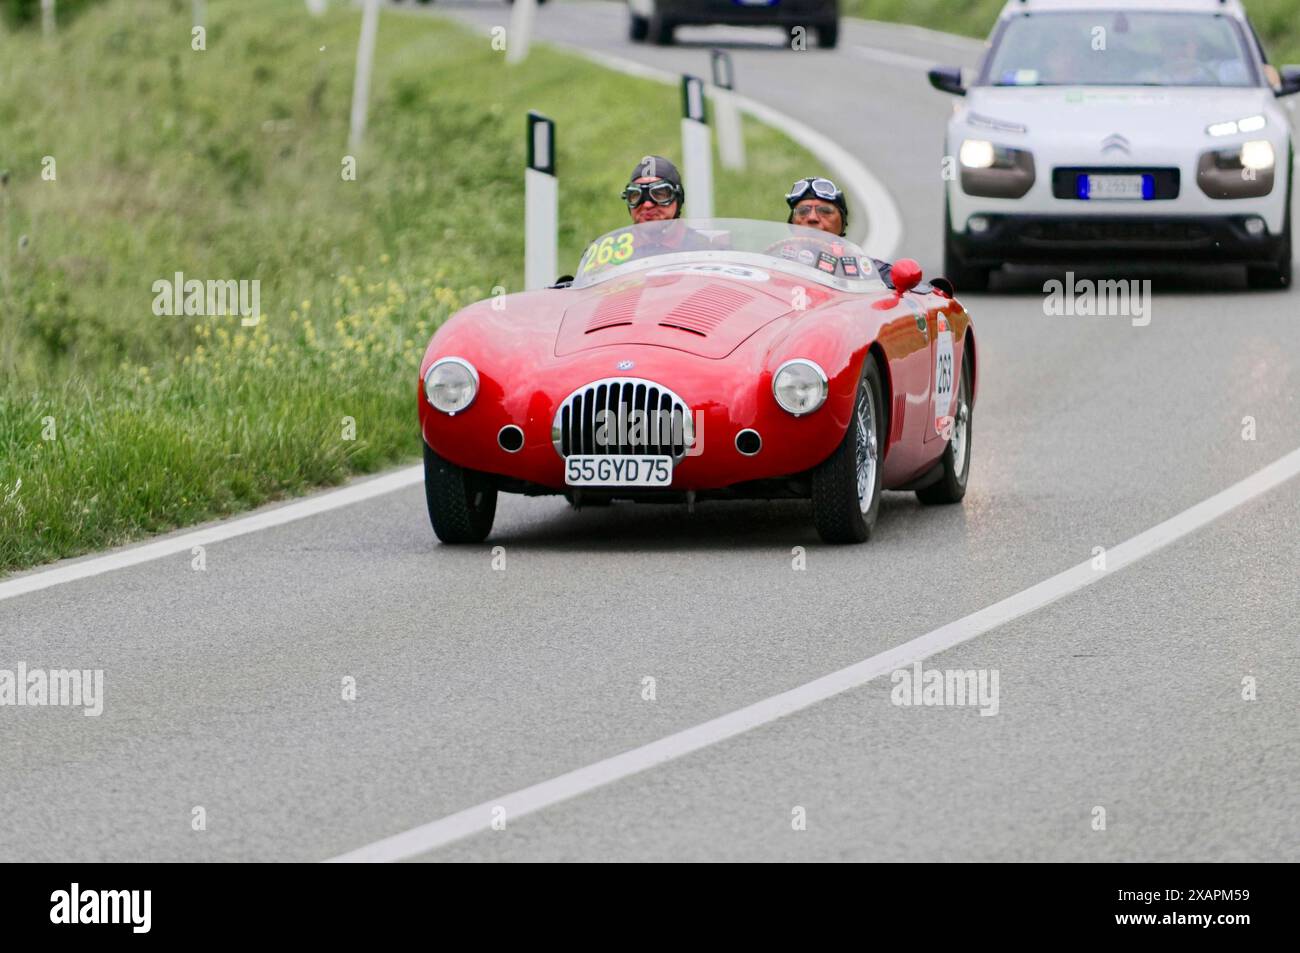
[658,286,754,338]
[585,286,643,334]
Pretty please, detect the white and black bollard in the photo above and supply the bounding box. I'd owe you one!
[681,75,714,220]
[506,0,538,66]
[525,112,558,291]
[711,50,746,172]
[348,0,381,152]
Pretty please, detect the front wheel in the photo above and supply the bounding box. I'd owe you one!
[917,345,973,505]
[816,22,839,49]
[943,228,991,294]
[649,13,674,45]
[629,14,649,42]
[1246,201,1292,290]
[811,355,885,544]
[423,441,497,543]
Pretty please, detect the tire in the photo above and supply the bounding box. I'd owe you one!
[812,355,886,544]
[629,14,649,42]
[917,345,974,505]
[1246,171,1292,290]
[943,204,991,292]
[423,441,497,544]
[649,13,674,45]
[816,22,839,49]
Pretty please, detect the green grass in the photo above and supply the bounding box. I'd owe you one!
[0,0,823,574]
[843,0,1300,64]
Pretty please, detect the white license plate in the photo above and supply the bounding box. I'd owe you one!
[565,455,673,487]
[1084,174,1147,200]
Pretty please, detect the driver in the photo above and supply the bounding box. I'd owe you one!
[621,156,712,252]
[785,176,894,288]
[624,155,685,225]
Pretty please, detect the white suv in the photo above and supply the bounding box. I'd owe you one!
[930,0,1299,290]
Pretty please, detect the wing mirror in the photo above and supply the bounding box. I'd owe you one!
[1277,65,1300,97]
[928,65,966,96]
[892,258,923,294]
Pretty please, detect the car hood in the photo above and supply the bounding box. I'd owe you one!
[963,86,1280,145]
[555,270,801,360]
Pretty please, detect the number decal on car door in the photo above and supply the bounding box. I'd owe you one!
[934,321,955,433]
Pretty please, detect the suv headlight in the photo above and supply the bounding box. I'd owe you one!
[1197,141,1276,199]
[958,140,1036,199]
[424,357,479,414]
[959,139,996,169]
[772,359,828,416]
[1240,140,1275,171]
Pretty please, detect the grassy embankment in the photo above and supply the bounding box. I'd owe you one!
[0,0,824,573]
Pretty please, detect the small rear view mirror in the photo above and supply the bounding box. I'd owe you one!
[1276,65,1300,97]
[928,65,966,96]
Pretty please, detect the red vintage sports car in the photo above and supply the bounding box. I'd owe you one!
[418,218,977,544]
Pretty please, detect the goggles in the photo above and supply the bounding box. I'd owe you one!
[623,180,681,209]
[786,177,843,207]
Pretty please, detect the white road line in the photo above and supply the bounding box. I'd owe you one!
[545,46,903,259]
[0,465,424,603]
[849,44,944,73]
[389,2,907,259]
[326,446,1300,862]
[5,13,907,604]
[850,18,986,56]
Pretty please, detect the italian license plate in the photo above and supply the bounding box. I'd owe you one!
[1080,174,1152,200]
[565,455,673,487]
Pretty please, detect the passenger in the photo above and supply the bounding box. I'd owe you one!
[785,176,894,288]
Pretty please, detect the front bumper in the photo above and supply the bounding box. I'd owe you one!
[949,213,1287,266]
[651,0,837,27]
[418,355,855,495]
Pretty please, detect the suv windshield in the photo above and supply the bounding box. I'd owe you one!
[573,218,881,292]
[982,12,1258,88]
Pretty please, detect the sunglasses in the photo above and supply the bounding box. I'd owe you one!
[786,177,842,204]
[792,203,841,220]
[623,181,680,208]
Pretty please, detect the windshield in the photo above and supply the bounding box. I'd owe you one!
[573,218,882,293]
[982,12,1258,88]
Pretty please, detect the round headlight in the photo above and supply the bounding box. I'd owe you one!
[424,358,479,415]
[772,359,828,416]
[959,139,996,169]
[1240,140,1275,171]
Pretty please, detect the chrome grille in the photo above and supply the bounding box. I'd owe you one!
[552,377,693,460]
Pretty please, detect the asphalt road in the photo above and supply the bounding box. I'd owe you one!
[1,1,1297,862]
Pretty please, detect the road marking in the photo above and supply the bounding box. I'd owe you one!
[567,47,903,260]
[851,18,985,56]
[326,446,1300,861]
[849,44,945,73]
[388,0,907,259]
[0,466,424,602]
[5,7,913,603]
